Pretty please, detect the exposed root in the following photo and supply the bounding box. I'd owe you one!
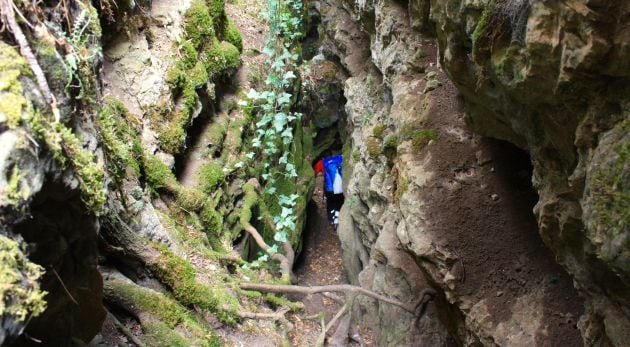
[237,307,289,320]
[240,179,296,283]
[107,310,145,347]
[240,283,435,314]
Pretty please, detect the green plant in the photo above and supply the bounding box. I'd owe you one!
[372,124,386,139]
[238,0,309,267]
[411,129,438,152]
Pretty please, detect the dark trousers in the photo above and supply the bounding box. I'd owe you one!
[325,191,344,223]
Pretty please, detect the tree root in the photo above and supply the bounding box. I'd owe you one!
[237,307,289,320]
[241,282,437,345]
[240,283,435,314]
[241,179,296,283]
[107,310,145,347]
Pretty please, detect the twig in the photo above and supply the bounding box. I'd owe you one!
[315,314,326,347]
[108,311,145,347]
[51,267,78,305]
[321,294,356,346]
[0,0,61,122]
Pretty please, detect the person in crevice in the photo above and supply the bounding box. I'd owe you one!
[314,155,344,229]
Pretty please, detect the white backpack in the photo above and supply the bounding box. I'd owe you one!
[333,169,343,194]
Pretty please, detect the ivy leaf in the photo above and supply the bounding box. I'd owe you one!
[246,152,255,160]
[283,71,297,80]
[277,93,292,106]
[274,231,288,243]
[268,244,279,254]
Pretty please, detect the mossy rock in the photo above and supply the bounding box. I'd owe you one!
[150,244,239,324]
[0,42,32,128]
[98,97,143,183]
[176,188,206,211]
[0,235,47,326]
[202,40,241,79]
[224,19,243,53]
[184,0,215,49]
[144,155,177,191]
[104,278,222,346]
[410,129,438,152]
[198,162,224,194]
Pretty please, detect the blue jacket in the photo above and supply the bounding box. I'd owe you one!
[323,155,342,192]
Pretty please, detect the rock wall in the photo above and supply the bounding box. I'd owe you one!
[432,1,630,344]
[316,0,628,345]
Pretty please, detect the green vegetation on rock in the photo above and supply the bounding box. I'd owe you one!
[150,243,239,324]
[97,98,143,184]
[0,235,47,324]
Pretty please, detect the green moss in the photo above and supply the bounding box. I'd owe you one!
[383,134,399,151]
[189,62,210,88]
[411,129,438,152]
[97,97,142,183]
[199,162,224,194]
[395,176,409,203]
[367,137,381,159]
[176,188,206,211]
[0,42,32,128]
[184,0,215,49]
[5,167,30,205]
[590,120,630,236]
[200,203,225,251]
[0,235,47,323]
[150,243,239,324]
[372,125,386,139]
[180,41,198,70]
[158,117,188,155]
[202,40,241,78]
[29,115,107,212]
[144,155,178,191]
[265,293,303,312]
[224,19,243,53]
[166,66,187,91]
[472,1,493,55]
[143,321,191,347]
[239,182,259,230]
[205,121,227,148]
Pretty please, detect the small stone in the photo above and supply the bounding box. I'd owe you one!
[426,71,437,79]
[496,291,504,297]
[491,194,499,201]
[423,79,442,93]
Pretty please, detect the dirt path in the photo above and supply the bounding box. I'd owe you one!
[288,176,347,345]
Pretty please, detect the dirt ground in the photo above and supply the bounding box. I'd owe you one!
[289,175,376,346]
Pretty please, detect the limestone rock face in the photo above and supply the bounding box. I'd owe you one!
[317,0,628,345]
[430,0,630,344]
